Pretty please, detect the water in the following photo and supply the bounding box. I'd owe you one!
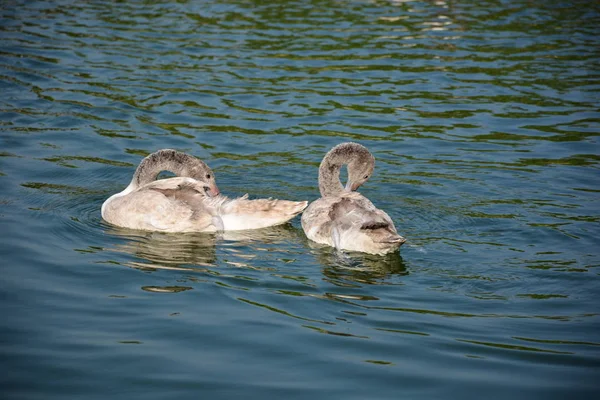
[1,0,599,398]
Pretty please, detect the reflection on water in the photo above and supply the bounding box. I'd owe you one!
[313,245,409,285]
[106,228,219,267]
[105,222,409,289]
[106,223,306,268]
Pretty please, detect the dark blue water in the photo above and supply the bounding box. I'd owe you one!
[1,0,599,398]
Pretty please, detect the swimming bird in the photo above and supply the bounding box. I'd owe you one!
[101,149,308,232]
[301,142,405,255]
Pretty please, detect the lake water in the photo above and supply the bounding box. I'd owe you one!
[1,0,599,398]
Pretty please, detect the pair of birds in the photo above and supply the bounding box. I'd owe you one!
[101,142,406,255]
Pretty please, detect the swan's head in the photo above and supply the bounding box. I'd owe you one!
[318,142,376,197]
[199,169,220,197]
[186,163,219,197]
[166,149,220,197]
[345,148,375,192]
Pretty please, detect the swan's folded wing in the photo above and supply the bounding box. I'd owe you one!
[149,182,206,211]
[328,195,388,229]
[144,181,215,231]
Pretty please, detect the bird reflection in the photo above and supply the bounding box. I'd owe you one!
[105,224,304,270]
[104,223,407,286]
[106,226,217,267]
[307,241,409,285]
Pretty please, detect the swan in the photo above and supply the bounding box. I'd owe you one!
[301,142,405,255]
[101,149,308,232]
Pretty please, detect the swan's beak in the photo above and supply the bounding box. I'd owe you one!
[208,185,220,197]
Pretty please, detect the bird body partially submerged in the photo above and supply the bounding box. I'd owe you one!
[302,143,405,255]
[102,149,307,232]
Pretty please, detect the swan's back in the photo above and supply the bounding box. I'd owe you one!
[102,177,216,232]
[301,192,405,255]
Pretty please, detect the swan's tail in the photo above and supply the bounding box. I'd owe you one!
[360,222,406,247]
[331,221,406,255]
[219,195,308,231]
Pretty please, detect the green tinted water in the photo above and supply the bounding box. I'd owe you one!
[1,0,599,398]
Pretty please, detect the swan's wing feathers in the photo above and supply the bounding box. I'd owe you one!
[360,208,398,233]
[149,183,204,209]
[223,197,307,215]
[328,196,385,227]
[219,196,308,230]
[142,180,216,231]
[361,221,390,230]
[358,209,404,245]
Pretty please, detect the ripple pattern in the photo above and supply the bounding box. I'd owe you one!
[1,1,599,399]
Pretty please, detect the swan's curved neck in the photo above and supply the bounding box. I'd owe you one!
[318,143,373,197]
[130,149,210,189]
[318,156,345,197]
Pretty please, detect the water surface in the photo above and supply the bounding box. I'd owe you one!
[1,0,599,399]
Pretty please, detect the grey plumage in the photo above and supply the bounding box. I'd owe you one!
[302,143,405,255]
[102,149,307,232]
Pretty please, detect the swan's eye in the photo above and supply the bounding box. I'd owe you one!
[364,175,369,179]
[206,174,211,179]
[203,186,210,193]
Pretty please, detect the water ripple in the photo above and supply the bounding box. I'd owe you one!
[2,0,599,398]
